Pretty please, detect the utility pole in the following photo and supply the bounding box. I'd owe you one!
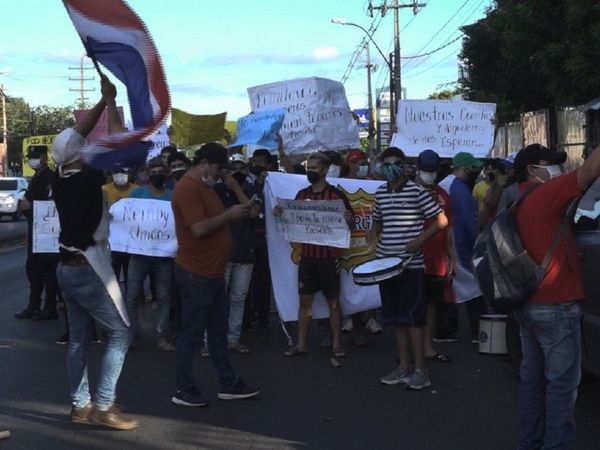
[0,84,7,177]
[69,54,95,109]
[364,43,376,159]
[368,1,426,113]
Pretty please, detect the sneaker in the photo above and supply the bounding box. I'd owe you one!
[32,309,59,321]
[172,390,209,407]
[200,346,209,358]
[406,369,432,390]
[342,318,353,333]
[70,402,93,424]
[217,380,260,400]
[365,318,383,334]
[433,332,459,343]
[380,366,412,386]
[89,404,138,430]
[56,333,70,345]
[14,307,39,319]
[157,338,176,352]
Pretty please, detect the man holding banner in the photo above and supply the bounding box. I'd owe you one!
[274,152,353,358]
[368,147,448,391]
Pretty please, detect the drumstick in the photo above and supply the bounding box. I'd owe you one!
[0,430,11,440]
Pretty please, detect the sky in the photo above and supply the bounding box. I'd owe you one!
[0,0,491,124]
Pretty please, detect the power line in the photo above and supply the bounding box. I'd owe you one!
[400,35,463,59]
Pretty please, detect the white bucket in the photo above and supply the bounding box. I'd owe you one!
[478,314,507,355]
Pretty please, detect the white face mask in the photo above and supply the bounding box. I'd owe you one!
[357,165,369,178]
[113,173,129,186]
[545,165,562,179]
[418,170,437,185]
[28,158,41,170]
[327,165,341,178]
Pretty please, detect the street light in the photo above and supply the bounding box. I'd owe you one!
[331,18,391,71]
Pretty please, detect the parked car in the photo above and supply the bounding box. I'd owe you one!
[0,177,29,221]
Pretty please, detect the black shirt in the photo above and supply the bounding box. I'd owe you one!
[53,165,104,261]
[213,182,256,264]
[25,166,55,255]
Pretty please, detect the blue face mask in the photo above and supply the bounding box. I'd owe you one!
[382,162,405,181]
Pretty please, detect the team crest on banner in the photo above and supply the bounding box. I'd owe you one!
[339,187,376,270]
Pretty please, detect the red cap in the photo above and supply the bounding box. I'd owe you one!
[346,149,366,164]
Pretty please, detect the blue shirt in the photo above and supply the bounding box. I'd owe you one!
[129,185,172,201]
[449,177,478,269]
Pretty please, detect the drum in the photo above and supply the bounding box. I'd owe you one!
[352,256,410,286]
[478,314,508,355]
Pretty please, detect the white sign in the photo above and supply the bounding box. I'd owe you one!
[265,172,385,321]
[145,122,171,160]
[275,198,350,249]
[390,99,497,157]
[248,77,360,155]
[32,200,60,253]
[109,198,177,257]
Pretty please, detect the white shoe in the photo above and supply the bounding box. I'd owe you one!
[342,318,353,333]
[366,318,382,334]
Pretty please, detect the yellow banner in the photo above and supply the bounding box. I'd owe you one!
[171,109,227,147]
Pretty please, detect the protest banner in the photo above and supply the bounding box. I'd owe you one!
[275,198,350,249]
[171,109,227,146]
[248,77,360,155]
[265,172,385,321]
[109,198,177,257]
[32,201,59,253]
[231,108,286,149]
[145,122,171,159]
[390,99,497,157]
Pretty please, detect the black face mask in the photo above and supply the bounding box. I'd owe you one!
[149,173,167,188]
[307,171,321,184]
[171,169,185,180]
[232,171,247,186]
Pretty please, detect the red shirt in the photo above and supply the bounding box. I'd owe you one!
[422,185,453,276]
[515,171,585,304]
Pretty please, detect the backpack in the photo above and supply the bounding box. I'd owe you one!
[472,185,566,311]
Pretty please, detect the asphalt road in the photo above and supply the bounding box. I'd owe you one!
[0,218,27,247]
[0,247,598,449]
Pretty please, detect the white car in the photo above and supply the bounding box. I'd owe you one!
[0,177,29,221]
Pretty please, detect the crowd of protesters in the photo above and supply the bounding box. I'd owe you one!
[11,79,600,450]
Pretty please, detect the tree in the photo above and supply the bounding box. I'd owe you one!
[31,105,75,135]
[428,88,462,100]
[459,0,600,123]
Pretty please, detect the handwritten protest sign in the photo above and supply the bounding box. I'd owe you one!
[248,77,360,155]
[109,198,177,257]
[171,109,227,146]
[390,100,497,157]
[275,198,350,249]
[231,108,286,149]
[32,201,60,253]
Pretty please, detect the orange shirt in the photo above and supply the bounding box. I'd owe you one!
[172,176,232,278]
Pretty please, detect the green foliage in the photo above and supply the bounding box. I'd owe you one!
[459,0,600,122]
[428,88,462,100]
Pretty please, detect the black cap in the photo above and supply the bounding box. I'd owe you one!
[514,144,567,182]
[27,145,47,157]
[417,149,440,172]
[192,142,228,166]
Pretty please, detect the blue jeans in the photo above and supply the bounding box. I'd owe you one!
[514,302,583,450]
[174,264,238,394]
[126,255,172,339]
[56,264,132,409]
[225,262,254,343]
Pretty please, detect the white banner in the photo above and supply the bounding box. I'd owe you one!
[390,99,497,157]
[32,200,60,253]
[265,172,385,321]
[248,77,360,155]
[275,198,350,249]
[109,198,177,257]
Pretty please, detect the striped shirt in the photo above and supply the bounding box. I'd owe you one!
[373,180,442,269]
[294,183,352,259]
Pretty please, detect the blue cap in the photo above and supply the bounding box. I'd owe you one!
[417,149,440,172]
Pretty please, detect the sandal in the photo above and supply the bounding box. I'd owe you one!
[425,352,451,362]
[228,343,251,354]
[332,347,347,358]
[284,345,308,357]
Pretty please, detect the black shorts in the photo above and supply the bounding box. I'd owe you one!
[298,257,340,299]
[379,268,426,327]
[424,275,445,305]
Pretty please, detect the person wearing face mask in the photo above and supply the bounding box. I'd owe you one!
[126,157,175,352]
[160,145,178,188]
[368,147,448,390]
[415,150,456,364]
[438,152,486,345]
[14,146,61,322]
[478,159,508,229]
[324,150,343,179]
[510,143,600,449]
[167,151,191,185]
[171,143,260,406]
[273,152,353,358]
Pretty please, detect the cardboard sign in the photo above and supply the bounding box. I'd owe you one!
[32,200,60,253]
[171,109,227,146]
[390,100,497,157]
[109,198,177,257]
[232,108,286,149]
[248,77,360,155]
